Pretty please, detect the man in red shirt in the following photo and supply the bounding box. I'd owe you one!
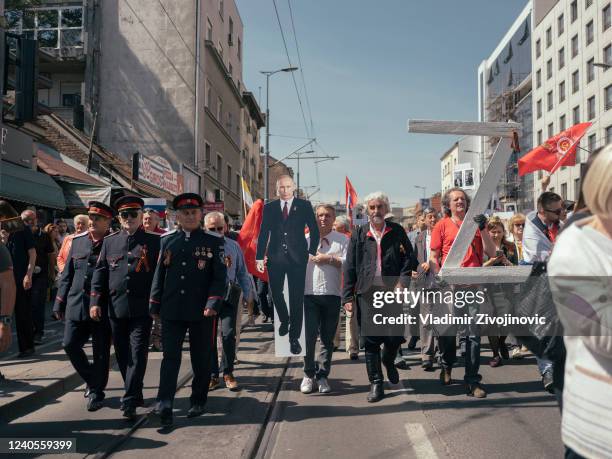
[429,188,496,398]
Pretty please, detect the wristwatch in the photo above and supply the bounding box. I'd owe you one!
[0,315,11,325]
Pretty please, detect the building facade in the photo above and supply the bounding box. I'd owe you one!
[477,1,535,212]
[531,0,612,204]
[440,136,480,199]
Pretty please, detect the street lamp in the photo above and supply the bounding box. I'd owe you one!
[414,185,426,199]
[260,66,299,201]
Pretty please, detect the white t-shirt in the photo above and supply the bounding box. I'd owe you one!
[304,231,348,296]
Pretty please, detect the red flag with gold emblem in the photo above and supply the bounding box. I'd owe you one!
[518,122,592,176]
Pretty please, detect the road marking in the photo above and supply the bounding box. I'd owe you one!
[405,423,438,459]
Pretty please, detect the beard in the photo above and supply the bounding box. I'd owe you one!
[370,213,384,225]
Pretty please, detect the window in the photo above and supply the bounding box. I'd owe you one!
[586,0,593,8]
[236,173,241,195]
[573,105,580,124]
[558,13,564,35]
[604,3,612,30]
[217,97,223,120]
[606,125,612,144]
[604,44,612,68]
[571,35,579,58]
[205,142,211,167]
[546,27,552,47]
[586,20,594,45]
[559,81,566,102]
[238,37,242,61]
[216,154,223,182]
[206,18,213,41]
[8,7,83,48]
[537,99,542,118]
[561,183,567,200]
[228,17,233,45]
[205,79,211,108]
[588,133,597,152]
[60,82,81,107]
[547,90,554,111]
[559,114,566,131]
[572,70,580,93]
[536,69,542,88]
[219,0,224,17]
[537,130,543,145]
[587,95,596,119]
[536,39,541,58]
[227,164,232,188]
[548,122,554,138]
[574,178,580,199]
[605,84,612,110]
[547,59,553,79]
[558,47,565,69]
[587,58,595,83]
[571,0,578,22]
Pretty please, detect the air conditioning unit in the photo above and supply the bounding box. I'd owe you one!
[215,189,225,202]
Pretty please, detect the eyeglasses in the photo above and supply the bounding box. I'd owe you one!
[544,208,563,216]
[120,210,139,219]
[207,226,224,232]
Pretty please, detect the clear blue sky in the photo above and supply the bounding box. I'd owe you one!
[236,0,528,208]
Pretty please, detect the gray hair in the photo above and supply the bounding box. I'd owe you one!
[74,214,89,225]
[204,211,225,225]
[334,215,349,231]
[362,191,391,213]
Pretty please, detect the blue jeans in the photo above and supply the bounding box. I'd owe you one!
[537,356,553,376]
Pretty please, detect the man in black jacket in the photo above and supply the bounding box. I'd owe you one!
[90,196,160,419]
[149,193,226,426]
[343,192,416,402]
[53,201,114,412]
[256,175,319,355]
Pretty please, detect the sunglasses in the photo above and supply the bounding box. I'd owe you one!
[89,214,107,222]
[120,210,140,219]
[544,208,563,216]
[207,226,224,232]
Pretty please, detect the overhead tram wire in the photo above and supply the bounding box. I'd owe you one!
[287,0,316,139]
[272,0,311,139]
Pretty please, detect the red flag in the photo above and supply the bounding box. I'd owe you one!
[518,122,591,176]
[345,176,358,225]
[237,199,268,282]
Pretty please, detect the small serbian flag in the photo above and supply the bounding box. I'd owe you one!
[345,176,358,226]
[518,122,592,176]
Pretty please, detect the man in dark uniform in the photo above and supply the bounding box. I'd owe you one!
[149,193,226,426]
[256,175,319,355]
[90,196,160,419]
[343,192,416,403]
[53,202,114,411]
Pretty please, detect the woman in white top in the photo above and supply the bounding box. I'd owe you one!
[548,146,612,459]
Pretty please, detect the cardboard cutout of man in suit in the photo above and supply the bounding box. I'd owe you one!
[256,175,319,355]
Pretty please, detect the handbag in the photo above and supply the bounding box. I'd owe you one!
[224,280,242,308]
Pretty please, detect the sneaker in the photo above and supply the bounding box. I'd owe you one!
[317,377,331,394]
[349,353,359,360]
[300,376,315,394]
[466,383,487,398]
[511,346,529,359]
[422,360,434,371]
[224,374,239,391]
[209,376,220,391]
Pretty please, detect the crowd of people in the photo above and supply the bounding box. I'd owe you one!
[0,145,609,458]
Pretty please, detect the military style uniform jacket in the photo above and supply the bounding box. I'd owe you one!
[342,221,417,304]
[90,227,161,319]
[54,232,107,321]
[149,228,227,321]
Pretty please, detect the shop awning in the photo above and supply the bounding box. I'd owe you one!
[0,160,66,209]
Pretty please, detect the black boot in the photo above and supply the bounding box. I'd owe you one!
[365,351,384,403]
[382,346,400,384]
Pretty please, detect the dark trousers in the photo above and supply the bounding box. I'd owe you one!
[14,284,34,352]
[63,318,112,399]
[110,316,152,407]
[157,318,214,406]
[31,275,48,337]
[303,295,341,379]
[210,301,238,377]
[256,278,272,318]
[268,259,306,340]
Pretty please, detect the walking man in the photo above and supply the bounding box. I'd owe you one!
[90,196,160,419]
[300,204,348,394]
[150,193,226,426]
[54,202,114,411]
[343,192,417,402]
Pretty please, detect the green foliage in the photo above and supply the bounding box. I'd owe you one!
[6,0,42,11]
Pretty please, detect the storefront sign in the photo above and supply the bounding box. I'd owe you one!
[0,122,35,169]
[203,202,224,213]
[133,153,184,195]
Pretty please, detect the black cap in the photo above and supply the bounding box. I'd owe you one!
[172,193,203,210]
[88,201,115,219]
[115,195,145,212]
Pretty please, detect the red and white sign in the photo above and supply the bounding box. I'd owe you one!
[203,202,224,213]
[137,154,184,195]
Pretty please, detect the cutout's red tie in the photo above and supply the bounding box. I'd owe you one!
[282,202,289,221]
